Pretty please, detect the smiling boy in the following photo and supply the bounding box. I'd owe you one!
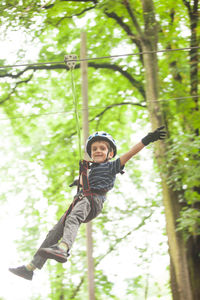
[9,128,166,280]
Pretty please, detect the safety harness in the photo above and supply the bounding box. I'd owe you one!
[62,160,107,222]
[78,160,92,199]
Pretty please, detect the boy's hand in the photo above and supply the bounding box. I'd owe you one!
[141,126,166,146]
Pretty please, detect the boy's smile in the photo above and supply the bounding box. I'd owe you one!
[91,141,113,163]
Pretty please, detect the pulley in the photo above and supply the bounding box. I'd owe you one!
[64,54,77,69]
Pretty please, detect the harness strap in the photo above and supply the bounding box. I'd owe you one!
[79,160,92,199]
[63,160,109,223]
[62,193,84,223]
[62,160,93,223]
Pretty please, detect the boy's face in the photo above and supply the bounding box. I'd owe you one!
[91,141,113,163]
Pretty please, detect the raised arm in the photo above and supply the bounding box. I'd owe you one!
[119,126,166,166]
[120,141,145,166]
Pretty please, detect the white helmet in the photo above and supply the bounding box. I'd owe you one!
[86,131,117,158]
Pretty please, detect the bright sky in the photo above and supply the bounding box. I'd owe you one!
[0,118,49,299]
[0,27,40,64]
[0,29,171,300]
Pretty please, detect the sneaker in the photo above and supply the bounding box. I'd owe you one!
[38,244,69,263]
[9,265,33,280]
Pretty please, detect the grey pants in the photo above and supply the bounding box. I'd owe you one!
[32,194,104,269]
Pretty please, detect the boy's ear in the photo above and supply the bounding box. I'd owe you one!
[108,150,114,159]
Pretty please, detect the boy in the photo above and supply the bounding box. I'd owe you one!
[9,127,166,280]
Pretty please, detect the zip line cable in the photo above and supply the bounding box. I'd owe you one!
[0,46,199,131]
[0,94,199,121]
[0,46,199,70]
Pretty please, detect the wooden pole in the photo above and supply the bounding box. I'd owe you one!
[80,31,95,300]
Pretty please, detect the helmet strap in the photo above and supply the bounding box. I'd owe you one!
[106,148,114,161]
[105,151,110,162]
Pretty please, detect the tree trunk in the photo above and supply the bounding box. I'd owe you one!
[183,1,200,299]
[140,0,193,299]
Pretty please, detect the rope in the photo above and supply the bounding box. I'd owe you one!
[0,94,199,121]
[0,46,199,70]
[70,68,82,159]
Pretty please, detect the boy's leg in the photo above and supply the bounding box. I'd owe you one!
[36,195,104,263]
[83,194,104,223]
[31,214,65,269]
[38,196,92,261]
[61,196,91,248]
[9,214,66,280]
[62,194,104,247]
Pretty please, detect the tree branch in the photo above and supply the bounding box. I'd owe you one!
[61,0,98,2]
[123,0,144,37]
[56,5,96,25]
[0,62,145,98]
[182,0,191,12]
[42,0,98,10]
[88,62,145,98]
[104,10,134,38]
[89,101,146,125]
[104,10,141,47]
[193,0,199,13]
[0,73,34,105]
[69,277,84,299]
[65,99,146,141]
[0,64,65,79]
[69,212,153,298]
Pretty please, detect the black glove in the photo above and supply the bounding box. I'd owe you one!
[141,126,166,146]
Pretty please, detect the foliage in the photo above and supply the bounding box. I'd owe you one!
[177,208,200,241]
[0,0,199,298]
[166,133,200,240]
[166,133,200,193]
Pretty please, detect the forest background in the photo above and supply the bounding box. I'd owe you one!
[0,0,199,299]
